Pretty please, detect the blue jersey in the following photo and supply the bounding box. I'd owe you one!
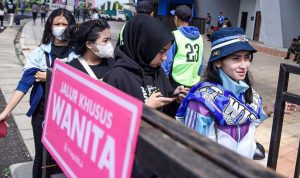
[218,15,224,26]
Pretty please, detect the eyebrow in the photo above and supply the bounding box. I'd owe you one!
[102,36,111,40]
[54,22,68,24]
[102,33,111,37]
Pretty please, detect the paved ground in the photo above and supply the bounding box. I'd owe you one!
[0,18,299,178]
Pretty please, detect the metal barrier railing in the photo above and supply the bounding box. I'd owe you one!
[267,64,300,178]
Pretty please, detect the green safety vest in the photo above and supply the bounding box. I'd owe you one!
[171,30,204,87]
[119,24,126,46]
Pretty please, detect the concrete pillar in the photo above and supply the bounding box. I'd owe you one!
[259,0,283,48]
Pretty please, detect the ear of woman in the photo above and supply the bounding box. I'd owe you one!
[85,41,94,50]
[214,61,221,68]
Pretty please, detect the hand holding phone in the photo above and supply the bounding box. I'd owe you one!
[168,93,180,98]
[146,92,173,108]
[172,85,190,102]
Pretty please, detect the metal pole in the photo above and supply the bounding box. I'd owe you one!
[294,140,300,178]
[267,64,289,169]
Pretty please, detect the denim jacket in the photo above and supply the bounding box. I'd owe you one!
[17,42,78,117]
[23,42,78,71]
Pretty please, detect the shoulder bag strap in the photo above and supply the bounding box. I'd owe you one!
[78,57,98,79]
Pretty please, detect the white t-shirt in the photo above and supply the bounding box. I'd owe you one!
[92,13,99,20]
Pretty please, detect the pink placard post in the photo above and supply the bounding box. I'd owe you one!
[42,60,143,178]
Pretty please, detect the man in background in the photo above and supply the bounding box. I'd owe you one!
[162,5,204,89]
[218,11,224,28]
[6,0,16,27]
[116,0,154,48]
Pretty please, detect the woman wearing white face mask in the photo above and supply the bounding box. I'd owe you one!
[0,8,77,178]
[65,19,115,80]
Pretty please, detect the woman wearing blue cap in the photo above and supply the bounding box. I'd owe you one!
[176,27,297,159]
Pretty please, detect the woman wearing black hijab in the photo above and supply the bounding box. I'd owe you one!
[103,14,187,116]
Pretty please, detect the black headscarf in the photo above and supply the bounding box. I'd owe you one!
[121,14,174,72]
[0,2,4,10]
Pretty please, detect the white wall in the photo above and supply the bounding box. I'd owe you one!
[259,0,283,48]
[238,0,256,39]
[279,0,300,48]
[194,0,299,48]
[195,0,240,27]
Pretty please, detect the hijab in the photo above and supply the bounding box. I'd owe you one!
[121,14,174,72]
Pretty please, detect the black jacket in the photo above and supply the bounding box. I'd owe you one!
[103,47,178,116]
[104,47,173,100]
[68,57,115,79]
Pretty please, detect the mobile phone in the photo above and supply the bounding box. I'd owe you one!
[168,93,180,98]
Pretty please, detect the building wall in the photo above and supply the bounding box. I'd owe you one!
[238,0,256,39]
[237,0,299,48]
[194,0,240,27]
[279,0,300,48]
[259,0,283,48]
[170,0,300,48]
[157,0,193,16]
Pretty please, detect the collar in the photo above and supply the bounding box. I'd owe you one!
[39,42,52,53]
[219,69,249,96]
[40,42,79,61]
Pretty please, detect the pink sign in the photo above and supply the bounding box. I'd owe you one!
[42,60,143,178]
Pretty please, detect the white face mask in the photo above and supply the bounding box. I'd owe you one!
[94,42,114,58]
[52,26,66,40]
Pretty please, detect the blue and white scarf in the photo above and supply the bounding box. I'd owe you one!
[176,82,263,126]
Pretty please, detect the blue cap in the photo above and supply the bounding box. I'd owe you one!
[209,27,257,63]
[170,5,192,22]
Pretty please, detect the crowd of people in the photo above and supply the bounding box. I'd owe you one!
[0,0,50,29]
[73,6,116,22]
[205,11,232,37]
[0,1,298,177]
[73,6,104,22]
[31,2,49,24]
